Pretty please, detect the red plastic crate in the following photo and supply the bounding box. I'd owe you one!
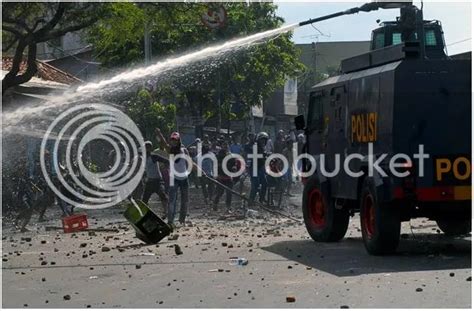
[62,214,88,233]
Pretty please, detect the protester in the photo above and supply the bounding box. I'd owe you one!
[229,135,242,155]
[211,138,221,154]
[283,135,295,194]
[248,132,270,205]
[196,143,215,205]
[203,134,211,147]
[212,141,236,211]
[187,145,200,189]
[265,135,274,153]
[155,129,190,227]
[141,141,169,218]
[273,129,286,154]
[242,133,255,162]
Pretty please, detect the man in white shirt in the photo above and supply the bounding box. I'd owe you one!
[142,141,168,217]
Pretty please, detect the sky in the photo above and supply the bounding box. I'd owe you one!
[275,1,472,55]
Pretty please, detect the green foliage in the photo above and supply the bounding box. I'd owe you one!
[125,89,176,143]
[86,3,306,128]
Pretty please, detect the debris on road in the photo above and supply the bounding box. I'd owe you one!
[174,244,183,255]
[286,296,296,303]
[229,257,248,266]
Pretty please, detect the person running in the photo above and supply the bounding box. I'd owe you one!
[155,129,190,227]
[212,141,236,211]
[142,141,169,218]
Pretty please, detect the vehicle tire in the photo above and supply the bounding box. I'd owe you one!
[302,177,349,242]
[436,218,471,236]
[360,177,401,255]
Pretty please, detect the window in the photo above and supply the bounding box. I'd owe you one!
[392,32,402,45]
[374,33,385,49]
[425,30,437,46]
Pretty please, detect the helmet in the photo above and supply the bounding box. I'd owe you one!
[170,132,180,141]
[256,132,269,141]
[195,138,201,143]
[144,140,153,147]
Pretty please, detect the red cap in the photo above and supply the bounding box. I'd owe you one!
[170,132,180,140]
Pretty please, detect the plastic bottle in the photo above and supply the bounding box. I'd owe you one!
[229,257,248,266]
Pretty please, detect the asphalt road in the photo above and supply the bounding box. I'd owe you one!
[2,187,471,308]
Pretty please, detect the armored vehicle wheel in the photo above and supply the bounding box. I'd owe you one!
[302,178,349,242]
[436,218,471,236]
[360,177,401,255]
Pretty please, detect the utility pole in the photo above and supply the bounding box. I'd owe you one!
[144,20,151,65]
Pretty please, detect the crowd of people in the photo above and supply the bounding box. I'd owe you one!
[11,127,306,232]
[139,128,306,229]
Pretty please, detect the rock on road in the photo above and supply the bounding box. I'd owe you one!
[2,190,471,308]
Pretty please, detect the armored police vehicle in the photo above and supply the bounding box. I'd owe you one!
[295,2,471,254]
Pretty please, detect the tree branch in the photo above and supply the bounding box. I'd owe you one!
[2,24,24,37]
[34,2,66,38]
[36,18,98,43]
[2,17,30,32]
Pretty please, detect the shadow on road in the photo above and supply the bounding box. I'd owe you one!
[262,234,471,277]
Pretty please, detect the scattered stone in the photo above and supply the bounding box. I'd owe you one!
[42,277,46,282]
[449,272,455,277]
[41,261,47,266]
[80,243,87,248]
[287,265,293,269]
[174,244,183,255]
[63,294,71,300]
[101,246,111,252]
[286,296,296,303]
[416,288,423,292]
[340,305,350,309]
[466,276,472,282]
[135,264,142,269]
[41,240,47,244]
[221,242,228,247]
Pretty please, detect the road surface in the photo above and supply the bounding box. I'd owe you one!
[2,187,471,308]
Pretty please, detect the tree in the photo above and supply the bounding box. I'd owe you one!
[125,88,177,143]
[86,3,305,135]
[2,2,109,91]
